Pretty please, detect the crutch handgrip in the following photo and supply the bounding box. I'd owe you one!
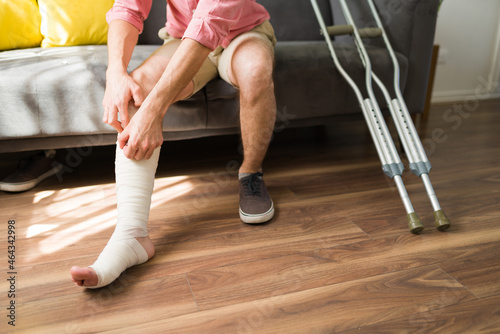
[358,27,383,38]
[326,25,354,36]
[326,25,383,38]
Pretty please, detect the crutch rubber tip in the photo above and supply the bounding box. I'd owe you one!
[407,212,424,234]
[434,210,451,231]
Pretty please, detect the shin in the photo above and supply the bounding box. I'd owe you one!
[87,144,160,288]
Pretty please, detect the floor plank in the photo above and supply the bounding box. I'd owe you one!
[14,274,198,333]
[187,217,500,311]
[1,99,500,333]
[102,266,475,333]
[338,294,500,334]
[438,247,500,299]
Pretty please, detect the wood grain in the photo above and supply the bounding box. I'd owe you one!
[1,99,499,333]
[102,266,475,334]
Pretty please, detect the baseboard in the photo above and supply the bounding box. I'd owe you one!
[431,89,500,103]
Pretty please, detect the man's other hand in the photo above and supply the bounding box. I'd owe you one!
[102,70,144,133]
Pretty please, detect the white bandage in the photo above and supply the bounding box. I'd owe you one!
[88,144,160,288]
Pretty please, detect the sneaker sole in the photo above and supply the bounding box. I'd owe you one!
[239,202,275,224]
[0,163,63,192]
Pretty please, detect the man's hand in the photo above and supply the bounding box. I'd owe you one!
[102,70,144,133]
[106,37,210,161]
[117,106,164,160]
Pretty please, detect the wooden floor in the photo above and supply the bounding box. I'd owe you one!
[1,99,500,333]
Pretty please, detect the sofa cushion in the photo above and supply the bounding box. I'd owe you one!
[273,41,408,120]
[0,0,43,51]
[257,0,333,42]
[38,0,114,47]
[0,45,208,141]
[139,0,168,46]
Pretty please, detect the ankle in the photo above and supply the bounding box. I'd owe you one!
[238,167,262,175]
[135,236,155,259]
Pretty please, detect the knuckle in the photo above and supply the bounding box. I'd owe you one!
[132,85,141,94]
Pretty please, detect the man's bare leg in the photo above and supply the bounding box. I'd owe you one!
[70,145,160,288]
[70,52,194,288]
[226,37,277,224]
[228,38,276,174]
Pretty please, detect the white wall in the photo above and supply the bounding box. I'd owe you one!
[432,0,500,102]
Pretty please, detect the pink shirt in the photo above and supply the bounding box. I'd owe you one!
[107,0,270,50]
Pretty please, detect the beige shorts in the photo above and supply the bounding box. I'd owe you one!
[155,20,277,96]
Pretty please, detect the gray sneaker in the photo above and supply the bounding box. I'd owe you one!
[239,172,274,224]
[0,150,62,192]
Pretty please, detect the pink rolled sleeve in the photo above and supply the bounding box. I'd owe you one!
[106,0,153,33]
[183,0,245,50]
[106,0,270,49]
[169,0,270,50]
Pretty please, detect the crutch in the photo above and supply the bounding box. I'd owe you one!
[309,0,450,233]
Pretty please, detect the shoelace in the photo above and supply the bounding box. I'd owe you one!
[242,172,263,197]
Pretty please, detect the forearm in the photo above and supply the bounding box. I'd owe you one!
[106,20,140,75]
[143,38,212,118]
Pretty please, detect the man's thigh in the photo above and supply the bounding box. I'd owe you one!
[132,31,218,98]
[217,20,277,89]
[130,37,181,96]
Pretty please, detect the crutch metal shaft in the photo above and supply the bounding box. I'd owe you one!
[338,0,426,233]
[309,0,424,233]
[364,0,450,230]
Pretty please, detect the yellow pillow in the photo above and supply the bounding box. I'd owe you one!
[38,0,115,47]
[0,0,43,51]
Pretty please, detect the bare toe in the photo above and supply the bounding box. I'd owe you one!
[70,266,99,287]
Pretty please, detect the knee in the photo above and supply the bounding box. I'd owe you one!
[130,67,156,97]
[130,69,147,91]
[238,61,274,101]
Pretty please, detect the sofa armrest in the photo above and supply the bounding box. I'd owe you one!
[330,0,439,113]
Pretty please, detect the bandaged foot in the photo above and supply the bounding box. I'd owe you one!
[70,144,160,288]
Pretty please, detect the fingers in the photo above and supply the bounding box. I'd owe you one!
[104,96,131,131]
[124,82,143,128]
[103,105,124,133]
[117,129,129,150]
[142,146,157,160]
[119,130,143,160]
[119,100,130,128]
[119,133,161,161]
[124,143,158,161]
[102,73,143,132]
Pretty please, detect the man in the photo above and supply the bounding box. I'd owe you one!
[70,0,277,288]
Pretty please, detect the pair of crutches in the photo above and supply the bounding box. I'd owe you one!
[310,0,450,233]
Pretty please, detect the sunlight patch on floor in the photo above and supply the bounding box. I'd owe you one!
[26,175,194,260]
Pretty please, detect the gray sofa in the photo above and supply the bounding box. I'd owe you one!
[0,0,439,153]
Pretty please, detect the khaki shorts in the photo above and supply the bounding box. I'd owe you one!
[155,20,277,96]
